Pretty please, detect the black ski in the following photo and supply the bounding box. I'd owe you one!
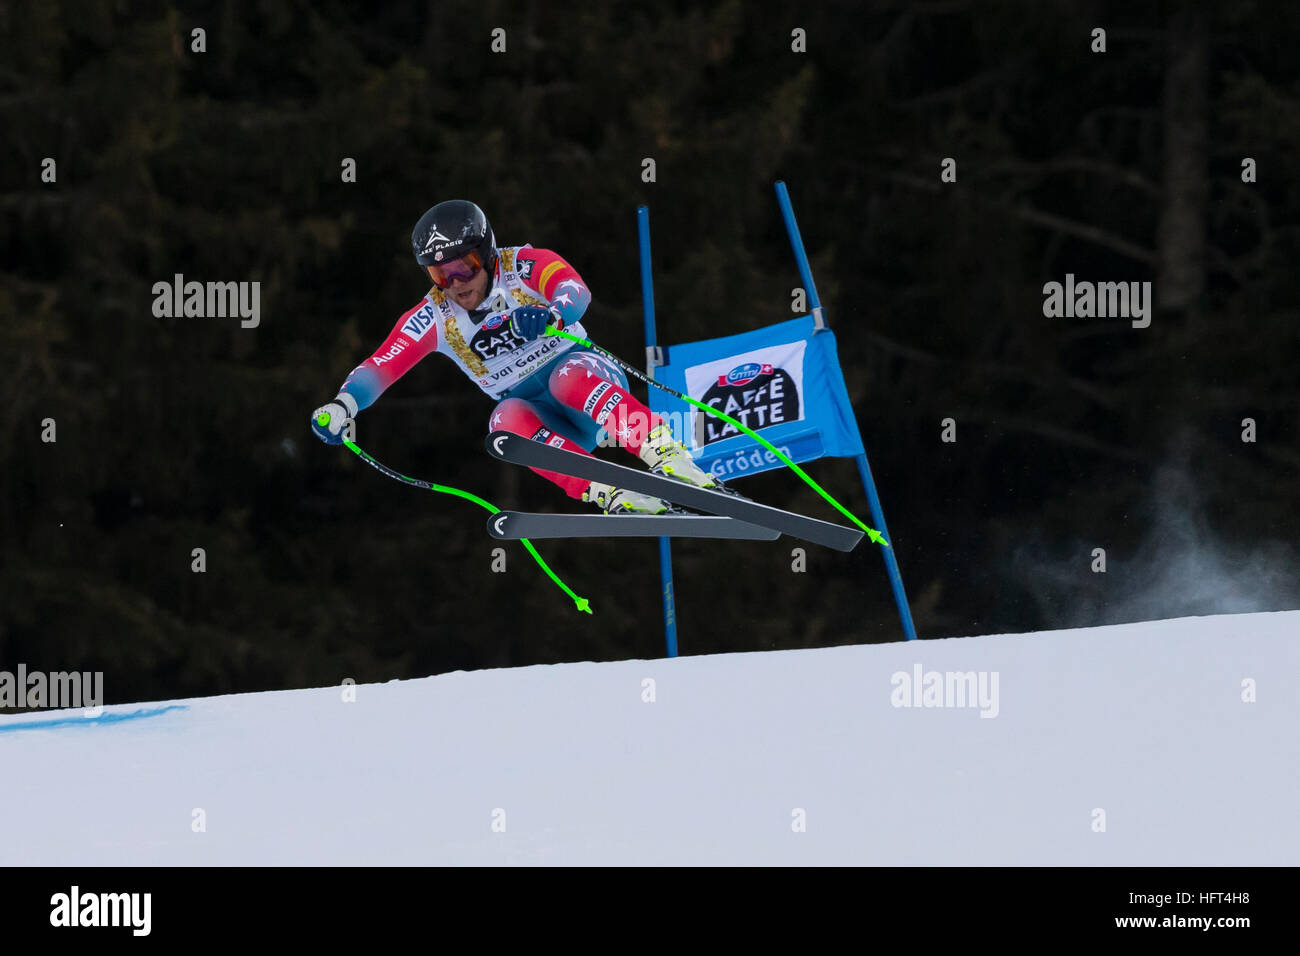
[485,431,863,552]
[488,510,781,541]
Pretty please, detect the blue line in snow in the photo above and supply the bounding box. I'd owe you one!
[0,705,188,733]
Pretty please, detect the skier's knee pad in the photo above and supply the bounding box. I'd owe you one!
[489,397,546,436]
[548,356,630,416]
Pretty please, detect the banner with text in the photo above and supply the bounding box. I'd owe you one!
[648,315,865,480]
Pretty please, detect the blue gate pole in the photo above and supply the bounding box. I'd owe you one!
[774,181,918,641]
[638,206,678,657]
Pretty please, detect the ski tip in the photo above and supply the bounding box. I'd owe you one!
[485,431,513,459]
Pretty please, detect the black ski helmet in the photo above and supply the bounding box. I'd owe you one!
[411,200,496,274]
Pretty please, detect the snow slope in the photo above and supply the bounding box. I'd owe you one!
[2,611,1296,865]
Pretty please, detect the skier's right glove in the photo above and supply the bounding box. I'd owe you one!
[311,394,358,445]
[509,305,553,342]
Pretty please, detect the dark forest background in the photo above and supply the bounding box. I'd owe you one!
[2,1,1297,707]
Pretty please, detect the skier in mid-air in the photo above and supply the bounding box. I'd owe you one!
[310,200,720,513]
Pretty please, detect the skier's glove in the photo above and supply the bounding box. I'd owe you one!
[311,394,358,445]
[509,305,552,341]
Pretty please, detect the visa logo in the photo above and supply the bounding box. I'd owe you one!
[401,305,437,341]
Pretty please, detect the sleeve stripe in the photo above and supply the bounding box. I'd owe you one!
[538,260,567,294]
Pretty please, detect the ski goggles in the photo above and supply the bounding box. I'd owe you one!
[426,250,487,289]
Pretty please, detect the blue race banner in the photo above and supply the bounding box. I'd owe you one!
[648,315,865,481]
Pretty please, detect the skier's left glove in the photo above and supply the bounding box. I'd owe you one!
[509,305,553,341]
